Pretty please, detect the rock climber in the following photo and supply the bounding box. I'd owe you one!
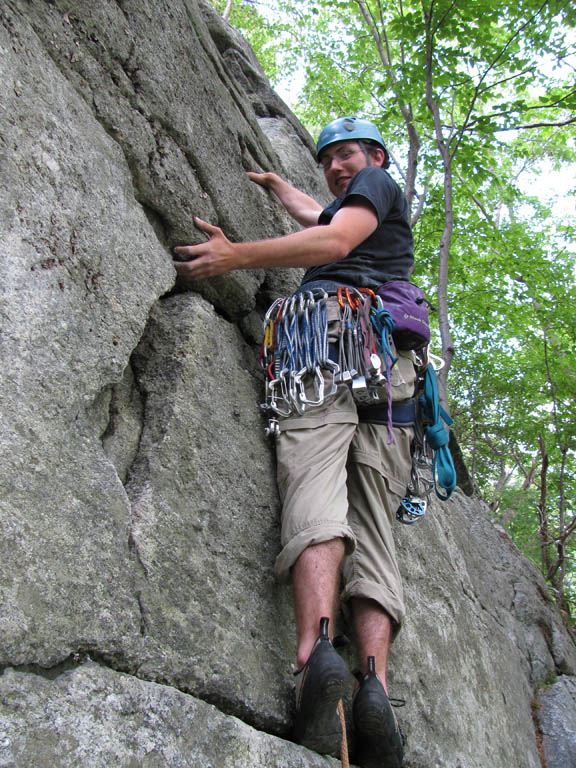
[174,116,415,768]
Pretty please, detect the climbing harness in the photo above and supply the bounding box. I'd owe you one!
[260,285,456,511]
[260,288,397,437]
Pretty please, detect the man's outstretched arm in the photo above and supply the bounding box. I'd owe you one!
[173,202,378,281]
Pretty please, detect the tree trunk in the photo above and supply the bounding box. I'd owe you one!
[423,11,455,404]
[537,436,552,578]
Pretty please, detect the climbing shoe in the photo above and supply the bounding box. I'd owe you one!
[293,616,350,755]
[353,656,405,768]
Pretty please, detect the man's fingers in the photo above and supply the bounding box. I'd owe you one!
[173,257,208,278]
[173,217,222,260]
[172,217,233,280]
[246,171,269,188]
[193,216,221,236]
[173,244,199,260]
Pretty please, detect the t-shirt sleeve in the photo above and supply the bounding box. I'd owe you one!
[340,167,396,225]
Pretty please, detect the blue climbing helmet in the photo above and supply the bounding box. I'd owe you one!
[316,116,389,168]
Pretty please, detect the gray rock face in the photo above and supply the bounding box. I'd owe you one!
[389,491,576,768]
[537,676,576,768]
[1,1,575,766]
[1,0,174,672]
[0,663,340,768]
[124,293,295,729]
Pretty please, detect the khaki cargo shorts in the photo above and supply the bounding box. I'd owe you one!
[274,354,415,628]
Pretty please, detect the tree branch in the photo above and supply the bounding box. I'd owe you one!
[449,0,551,159]
[490,115,576,132]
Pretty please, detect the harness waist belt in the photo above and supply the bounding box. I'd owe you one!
[357,398,417,427]
[328,342,339,366]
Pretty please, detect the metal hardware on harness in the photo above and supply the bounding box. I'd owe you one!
[264,417,280,438]
[260,287,396,437]
[396,496,427,524]
[260,289,336,427]
[396,450,434,524]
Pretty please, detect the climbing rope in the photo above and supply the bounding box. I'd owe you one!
[419,363,456,500]
[368,294,397,444]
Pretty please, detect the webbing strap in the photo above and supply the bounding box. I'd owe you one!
[419,366,456,500]
[357,398,417,427]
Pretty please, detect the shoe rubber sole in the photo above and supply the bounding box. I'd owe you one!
[294,621,350,755]
[353,672,404,768]
[296,668,348,753]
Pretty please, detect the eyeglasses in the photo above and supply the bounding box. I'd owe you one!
[320,147,363,172]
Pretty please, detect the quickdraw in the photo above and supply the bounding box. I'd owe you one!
[260,290,336,436]
[260,288,397,437]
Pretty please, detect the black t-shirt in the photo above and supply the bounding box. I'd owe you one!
[301,166,414,290]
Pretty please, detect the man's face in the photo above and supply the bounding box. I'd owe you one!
[320,140,372,196]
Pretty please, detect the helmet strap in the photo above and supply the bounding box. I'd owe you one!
[358,140,372,165]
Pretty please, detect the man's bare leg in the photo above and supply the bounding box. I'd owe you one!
[352,596,393,693]
[292,538,346,668]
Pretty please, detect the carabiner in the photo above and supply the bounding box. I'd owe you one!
[298,365,325,407]
[345,286,360,310]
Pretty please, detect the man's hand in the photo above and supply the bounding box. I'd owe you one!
[173,217,237,280]
[246,171,280,190]
[247,170,322,228]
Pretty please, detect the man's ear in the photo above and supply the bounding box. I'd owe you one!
[369,147,387,167]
